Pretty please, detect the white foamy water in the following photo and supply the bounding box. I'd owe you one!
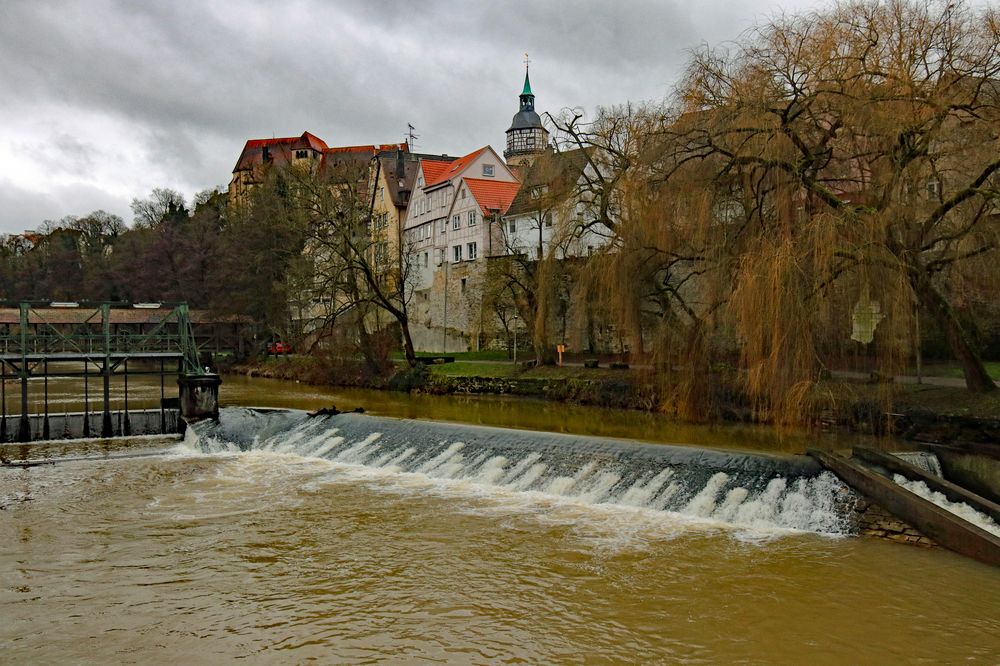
[893,474,1000,538]
[186,414,856,538]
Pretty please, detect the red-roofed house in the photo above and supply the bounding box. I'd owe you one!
[399,146,520,350]
[228,132,407,208]
[229,132,329,206]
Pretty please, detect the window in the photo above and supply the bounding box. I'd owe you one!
[453,245,462,262]
[544,213,553,228]
[461,188,466,199]
[423,252,429,267]
[437,248,446,265]
[379,186,384,201]
[467,242,477,260]
[440,218,447,233]
[468,211,477,226]
[461,278,467,292]
[482,164,494,177]
[927,179,941,198]
[508,220,516,233]
[295,150,308,159]
[452,215,461,230]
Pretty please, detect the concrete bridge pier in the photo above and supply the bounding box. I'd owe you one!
[178,373,222,422]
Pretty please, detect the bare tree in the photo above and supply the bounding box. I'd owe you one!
[292,160,421,366]
[130,188,188,228]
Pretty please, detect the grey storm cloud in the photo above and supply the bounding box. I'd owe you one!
[0,0,825,234]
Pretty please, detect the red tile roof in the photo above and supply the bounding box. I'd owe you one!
[463,177,522,215]
[245,136,298,149]
[234,131,329,172]
[420,159,456,186]
[424,146,489,187]
[301,131,329,152]
[325,143,407,155]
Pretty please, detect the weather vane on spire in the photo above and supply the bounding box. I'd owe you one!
[524,52,530,71]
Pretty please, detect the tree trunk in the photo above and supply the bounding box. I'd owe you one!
[355,311,383,375]
[914,275,996,392]
[399,316,418,367]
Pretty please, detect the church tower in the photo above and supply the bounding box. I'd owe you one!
[504,58,549,168]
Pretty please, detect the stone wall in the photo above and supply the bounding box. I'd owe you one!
[853,497,937,548]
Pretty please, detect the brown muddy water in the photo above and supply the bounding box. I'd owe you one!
[1,375,999,663]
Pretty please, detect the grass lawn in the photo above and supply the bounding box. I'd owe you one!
[910,361,1000,380]
[426,360,635,380]
[393,350,512,362]
[895,383,1000,416]
[427,361,520,377]
[816,379,1000,418]
[524,365,634,380]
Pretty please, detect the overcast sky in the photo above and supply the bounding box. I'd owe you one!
[0,0,833,234]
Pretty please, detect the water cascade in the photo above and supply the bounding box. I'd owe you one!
[189,408,858,536]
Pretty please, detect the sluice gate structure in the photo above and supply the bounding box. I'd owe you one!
[0,302,221,442]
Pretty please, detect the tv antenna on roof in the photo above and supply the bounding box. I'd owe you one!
[406,123,419,151]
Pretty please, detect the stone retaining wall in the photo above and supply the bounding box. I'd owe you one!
[854,498,937,548]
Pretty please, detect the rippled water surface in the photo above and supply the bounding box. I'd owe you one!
[3,437,1000,664]
[3,376,999,662]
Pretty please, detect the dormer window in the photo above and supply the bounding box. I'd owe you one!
[482,164,494,177]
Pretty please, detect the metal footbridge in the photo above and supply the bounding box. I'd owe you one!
[0,301,208,441]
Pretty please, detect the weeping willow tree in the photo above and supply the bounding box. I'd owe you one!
[658,0,1000,418]
[542,0,998,422]
[549,103,678,359]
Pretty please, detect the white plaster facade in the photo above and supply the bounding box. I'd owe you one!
[401,146,520,351]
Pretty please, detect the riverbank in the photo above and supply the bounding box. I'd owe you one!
[224,355,1000,443]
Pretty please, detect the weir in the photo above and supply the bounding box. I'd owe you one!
[191,407,857,535]
[0,301,221,442]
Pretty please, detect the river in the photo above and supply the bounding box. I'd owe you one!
[2,375,999,663]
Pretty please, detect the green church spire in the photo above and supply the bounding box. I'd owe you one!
[517,53,535,114]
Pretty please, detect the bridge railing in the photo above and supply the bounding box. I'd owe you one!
[1,331,189,356]
[0,302,202,374]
